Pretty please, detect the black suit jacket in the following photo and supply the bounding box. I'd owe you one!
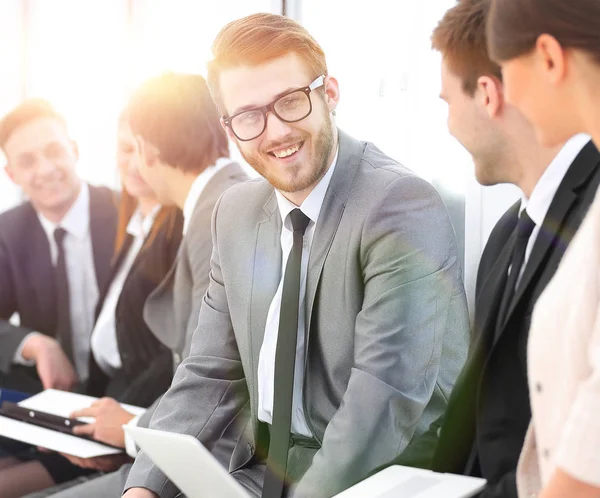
[87,207,183,407]
[0,184,117,382]
[385,140,600,498]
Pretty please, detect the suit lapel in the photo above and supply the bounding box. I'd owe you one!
[304,130,363,358]
[476,228,517,349]
[248,192,282,417]
[498,140,600,335]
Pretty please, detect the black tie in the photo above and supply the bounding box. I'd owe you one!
[54,227,73,362]
[498,211,536,327]
[262,208,311,498]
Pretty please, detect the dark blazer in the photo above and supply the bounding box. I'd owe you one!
[0,184,117,385]
[87,207,183,408]
[387,140,600,498]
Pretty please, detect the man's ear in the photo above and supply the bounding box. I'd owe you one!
[536,33,567,85]
[477,75,505,118]
[323,75,340,113]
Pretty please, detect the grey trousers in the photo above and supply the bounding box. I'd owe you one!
[23,465,130,498]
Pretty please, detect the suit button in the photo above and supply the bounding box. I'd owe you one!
[173,352,182,364]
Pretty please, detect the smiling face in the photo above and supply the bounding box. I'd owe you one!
[220,52,339,202]
[4,117,81,218]
[440,59,511,186]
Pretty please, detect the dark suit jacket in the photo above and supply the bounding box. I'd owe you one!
[87,207,183,408]
[0,184,117,385]
[386,140,600,498]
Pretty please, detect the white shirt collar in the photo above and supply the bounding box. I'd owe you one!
[126,204,161,239]
[183,157,232,235]
[521,133,591,226]
[275,145,340,228]
[38,182,90,241]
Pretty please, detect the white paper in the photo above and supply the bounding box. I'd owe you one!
[0,389,146,458]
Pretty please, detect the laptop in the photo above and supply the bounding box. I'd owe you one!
[125,426,486,498]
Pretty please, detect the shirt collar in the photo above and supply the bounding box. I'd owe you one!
[126,204,161,239]
[275,145,339,230]
[38,182,90,241]
[183,157,232,235]
[521,133,591,226]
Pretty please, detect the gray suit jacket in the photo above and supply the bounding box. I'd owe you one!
[126,130,470,498]
[139,162,249,438]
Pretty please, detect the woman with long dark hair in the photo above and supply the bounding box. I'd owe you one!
[487,1,600,497]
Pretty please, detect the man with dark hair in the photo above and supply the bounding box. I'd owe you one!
[124,13,469,498]
[379,1,600,497]
[25,73,249,498]
[0,99,117,393]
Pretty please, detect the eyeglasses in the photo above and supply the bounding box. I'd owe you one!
[223,75,325,142]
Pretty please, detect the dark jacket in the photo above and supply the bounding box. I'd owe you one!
[87,207,183,407]
[385,140,600,498]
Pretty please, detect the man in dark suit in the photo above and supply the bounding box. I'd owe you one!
[382,1,600,497]
[0,99,117,393]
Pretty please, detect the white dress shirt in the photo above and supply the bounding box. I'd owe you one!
[515,133,591,285]
[91,206,160,376]
[13,183,99,380]
[124,157,234,458]
[257,147,339,437]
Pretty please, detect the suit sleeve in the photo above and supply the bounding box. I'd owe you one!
[181,200,216,358]
[292,176,467,497]
[124,193,249,498]
[0,239,34,373]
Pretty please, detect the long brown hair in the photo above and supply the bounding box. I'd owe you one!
[487,0,600,64]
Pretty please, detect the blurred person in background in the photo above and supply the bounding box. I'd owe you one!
[487,0,600,497]
[25,73,248,498]
[378,2,600,497]
[0,113,183,498]
[0,99,117,394]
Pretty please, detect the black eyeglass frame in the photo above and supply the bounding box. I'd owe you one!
[222,75,326,142]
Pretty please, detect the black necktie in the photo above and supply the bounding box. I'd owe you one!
[262,208,311,498]
[54,227,73,362]
[498,211,536,327]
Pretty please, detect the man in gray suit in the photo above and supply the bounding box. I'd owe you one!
[124,13,469,498]
[25,74,248,498]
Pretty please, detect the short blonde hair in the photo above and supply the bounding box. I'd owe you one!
[207,13,328,114]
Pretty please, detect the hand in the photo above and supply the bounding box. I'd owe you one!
[70,397,136,449]
[123,488,159,498]
[21,334,78,391]
[59,452,131,472]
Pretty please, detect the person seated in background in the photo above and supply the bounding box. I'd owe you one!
[0,99,117,393]
[0,111,184,498]
[124,13,469,498]
[379,1,600,497]
[24,73,248,498]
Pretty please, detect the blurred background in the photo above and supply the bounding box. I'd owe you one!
[0,0,520,312]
